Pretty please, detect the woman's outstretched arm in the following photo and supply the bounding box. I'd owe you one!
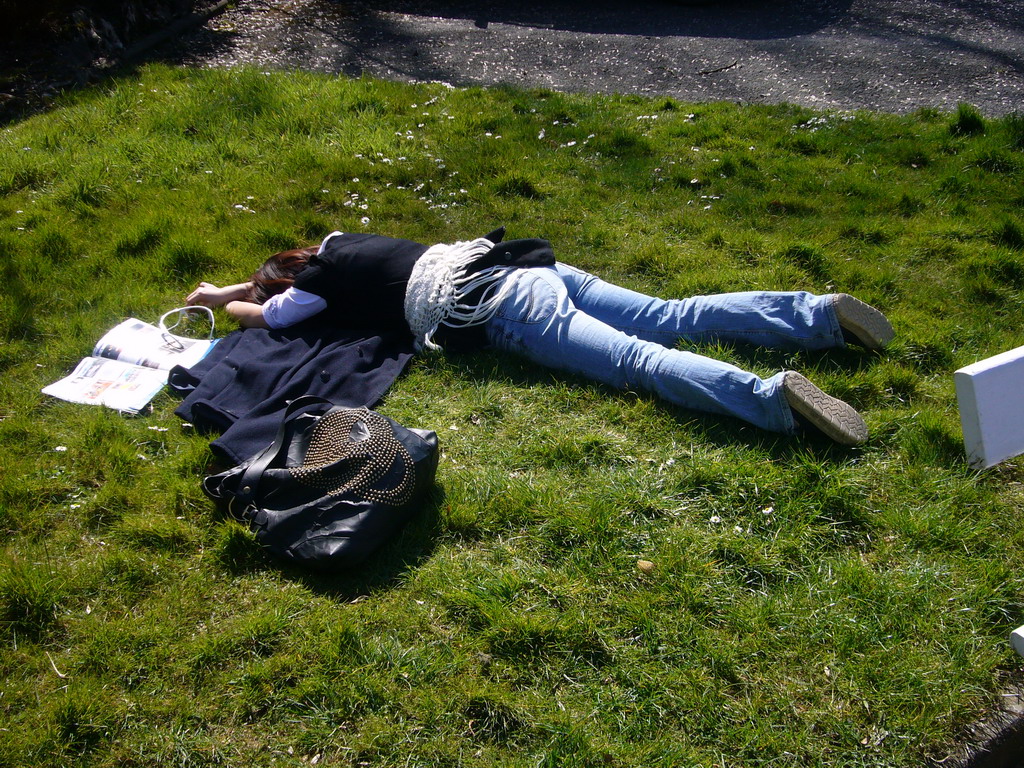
[187,280,327,330]
[187,282,269,328]
[186,282,252,308]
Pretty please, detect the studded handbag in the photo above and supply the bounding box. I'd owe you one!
[201,396,439,570]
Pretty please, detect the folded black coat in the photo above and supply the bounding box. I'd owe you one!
[168,322,414,465]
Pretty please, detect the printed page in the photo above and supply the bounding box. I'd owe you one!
[92,318,213,371]
[42,357,169,414]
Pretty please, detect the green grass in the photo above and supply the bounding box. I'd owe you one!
[2,65,1024,766]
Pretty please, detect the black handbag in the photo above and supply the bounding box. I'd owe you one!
[202,396,439,570]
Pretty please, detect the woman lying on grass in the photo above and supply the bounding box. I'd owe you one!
[186,227,893,446]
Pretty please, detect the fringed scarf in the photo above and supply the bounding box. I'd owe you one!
[403,237,517,351]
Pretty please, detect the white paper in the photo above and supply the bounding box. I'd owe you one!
[43,317,216,413]
[42,357,170,414]
[92,318,213,371]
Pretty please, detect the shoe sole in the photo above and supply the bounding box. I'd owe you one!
[783,371,868,446]
[833,294,894,350]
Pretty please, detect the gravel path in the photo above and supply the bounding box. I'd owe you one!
[166,0,1024,115]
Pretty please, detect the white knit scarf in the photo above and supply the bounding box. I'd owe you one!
[404,237,517,351]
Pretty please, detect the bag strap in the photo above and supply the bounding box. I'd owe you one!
[159,306,215,342]
[234,395,334,506]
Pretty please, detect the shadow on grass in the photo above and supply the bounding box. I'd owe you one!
[203,340,890,593]
[211,482,446,599]
[293,486,446,598]
[440,343,886,453]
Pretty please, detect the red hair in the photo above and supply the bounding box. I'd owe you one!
[246,246,319,304]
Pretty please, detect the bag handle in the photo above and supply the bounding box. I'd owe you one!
[159,306,215,346]
[234,395,334,507]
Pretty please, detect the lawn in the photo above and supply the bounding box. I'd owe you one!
[2,64,1024,767]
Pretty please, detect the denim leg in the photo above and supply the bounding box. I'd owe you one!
[486,268,797,433]
[553,263,845,350]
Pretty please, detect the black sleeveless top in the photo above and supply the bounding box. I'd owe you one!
[292,228,556,343]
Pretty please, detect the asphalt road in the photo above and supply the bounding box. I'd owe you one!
[170,0,1024,115]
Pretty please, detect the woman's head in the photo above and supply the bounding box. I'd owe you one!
[246,246,319,304]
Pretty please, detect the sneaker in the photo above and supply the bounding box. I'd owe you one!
[782,371,868,446]
[832,294,894,350]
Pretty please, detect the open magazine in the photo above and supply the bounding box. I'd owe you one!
[42,308,217,414]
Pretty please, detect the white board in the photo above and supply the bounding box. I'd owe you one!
[955,345,1024,469]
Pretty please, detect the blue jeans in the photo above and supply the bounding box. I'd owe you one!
[484,263,846,434]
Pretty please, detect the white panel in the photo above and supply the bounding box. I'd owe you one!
[955,345,1024,469]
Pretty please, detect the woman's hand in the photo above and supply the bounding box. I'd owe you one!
[186,282,251,307]
[186,282,266,327]
[186,282,224,307]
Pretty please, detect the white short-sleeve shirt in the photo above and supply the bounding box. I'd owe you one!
[260,232,344,329]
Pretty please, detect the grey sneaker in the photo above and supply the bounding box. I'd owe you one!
[782,371,868,446]
[832,294,894,350]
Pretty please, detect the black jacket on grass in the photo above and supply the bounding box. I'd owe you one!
[169,323,413,465]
